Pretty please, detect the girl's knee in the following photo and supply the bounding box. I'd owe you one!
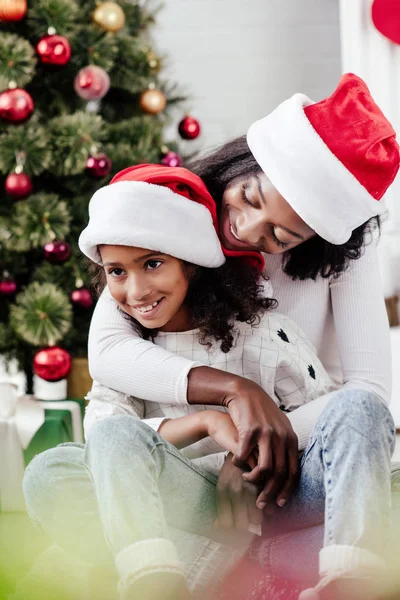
[23,445,84,518]
[88,416,157,450]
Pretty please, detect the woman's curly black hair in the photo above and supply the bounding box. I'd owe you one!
[189,136,380,281]
[89,258,276,353]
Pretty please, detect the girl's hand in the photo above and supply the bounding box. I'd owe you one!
[203,411,239,455]
[215,453,263,535]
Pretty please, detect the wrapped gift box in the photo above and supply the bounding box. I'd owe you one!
[0,383,85,512]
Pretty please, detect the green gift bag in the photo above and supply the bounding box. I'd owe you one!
[23,399,85,466]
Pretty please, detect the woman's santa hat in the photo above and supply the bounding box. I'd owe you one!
[247,73,400,244]
[79,164,264,269]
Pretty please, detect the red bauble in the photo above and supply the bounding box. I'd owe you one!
[0,88,34,124]
[0,279,17,295]
[161,151,182,168]
[36,35,72,66]
[33,346,72,382]
[0,0,27,22]
[5,172,33,199]
[178,116,201,140]
[74,65,110,101]
[71,287,93,309]
[44,241,72,264]
[86,153,112,178]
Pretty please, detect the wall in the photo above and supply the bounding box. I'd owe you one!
[154,0,342,152]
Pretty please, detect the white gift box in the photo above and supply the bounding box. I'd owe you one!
[0,382,83,512]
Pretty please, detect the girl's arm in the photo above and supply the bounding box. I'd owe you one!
[158,410,238,454]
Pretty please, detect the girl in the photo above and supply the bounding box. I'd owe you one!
[23,165,341,600]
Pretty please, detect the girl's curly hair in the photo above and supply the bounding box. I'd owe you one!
[189,136,380,281]
[89,258,276,353]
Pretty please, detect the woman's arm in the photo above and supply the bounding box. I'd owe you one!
[283,239,392,451]
[88,287,203,404]
[330,238,391,403]
[89,288,300,504]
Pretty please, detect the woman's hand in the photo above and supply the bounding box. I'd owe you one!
[215,453,263,535]
[187,367,300,509]
[223,378,300,509]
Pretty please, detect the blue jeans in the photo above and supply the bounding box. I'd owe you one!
[23,389,399,592]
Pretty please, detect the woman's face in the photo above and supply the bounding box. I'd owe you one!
[99,245,191,332]
[219,172,316,254]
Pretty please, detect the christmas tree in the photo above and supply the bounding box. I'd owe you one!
[0,0,200,393]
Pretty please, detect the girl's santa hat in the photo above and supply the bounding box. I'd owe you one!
[247,73,400,244]
[79,164,264,269]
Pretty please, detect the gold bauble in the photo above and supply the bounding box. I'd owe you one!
[92,2,125,32]
[139,88,167,115]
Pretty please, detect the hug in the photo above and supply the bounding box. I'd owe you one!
[23,73,400,600]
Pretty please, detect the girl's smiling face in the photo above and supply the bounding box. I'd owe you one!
[219,172,316,254]
[99,245,192,332]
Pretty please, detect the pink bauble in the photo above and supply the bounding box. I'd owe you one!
[0,279,17,295]
[161,151,182,168]
[178,116,201,140]
[5,172,33,199]
[36,34,71,66]
[74,65,110,101]
[86,153,112,178]
[71,287,93,309]
[44,241,72,264]
[33,346,72,382]
[0,88,34,124]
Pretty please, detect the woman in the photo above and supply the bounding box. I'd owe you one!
[84,73,400,598]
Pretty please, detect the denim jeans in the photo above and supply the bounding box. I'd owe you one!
[23,389,399,593]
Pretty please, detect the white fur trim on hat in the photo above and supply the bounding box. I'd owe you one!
[78,181,225,268]
[247,93,386,245]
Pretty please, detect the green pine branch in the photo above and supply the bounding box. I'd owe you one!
[0,33,36,90]
[10,282,72,347]
[0,119,52,176]
[4,194,71,252]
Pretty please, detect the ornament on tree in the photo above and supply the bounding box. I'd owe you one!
[0,273,17,295]
[147,50,161,73]
[0,88,34,124]
[74,65,110,101]
[44,241,72,264]
[71,287,93,309]
[92,2,126,32]
[178,116,201,140]
[139,87,167,115]
[5,172,32,200]
[161,151,182,168]
[86,153,112,178]
[33,346,72,382]
[371,0,400,44]
[36,34,72,66]
[0,0,27,22]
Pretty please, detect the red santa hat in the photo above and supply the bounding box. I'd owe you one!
[79,164,264,269]
[247,73,400,244]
